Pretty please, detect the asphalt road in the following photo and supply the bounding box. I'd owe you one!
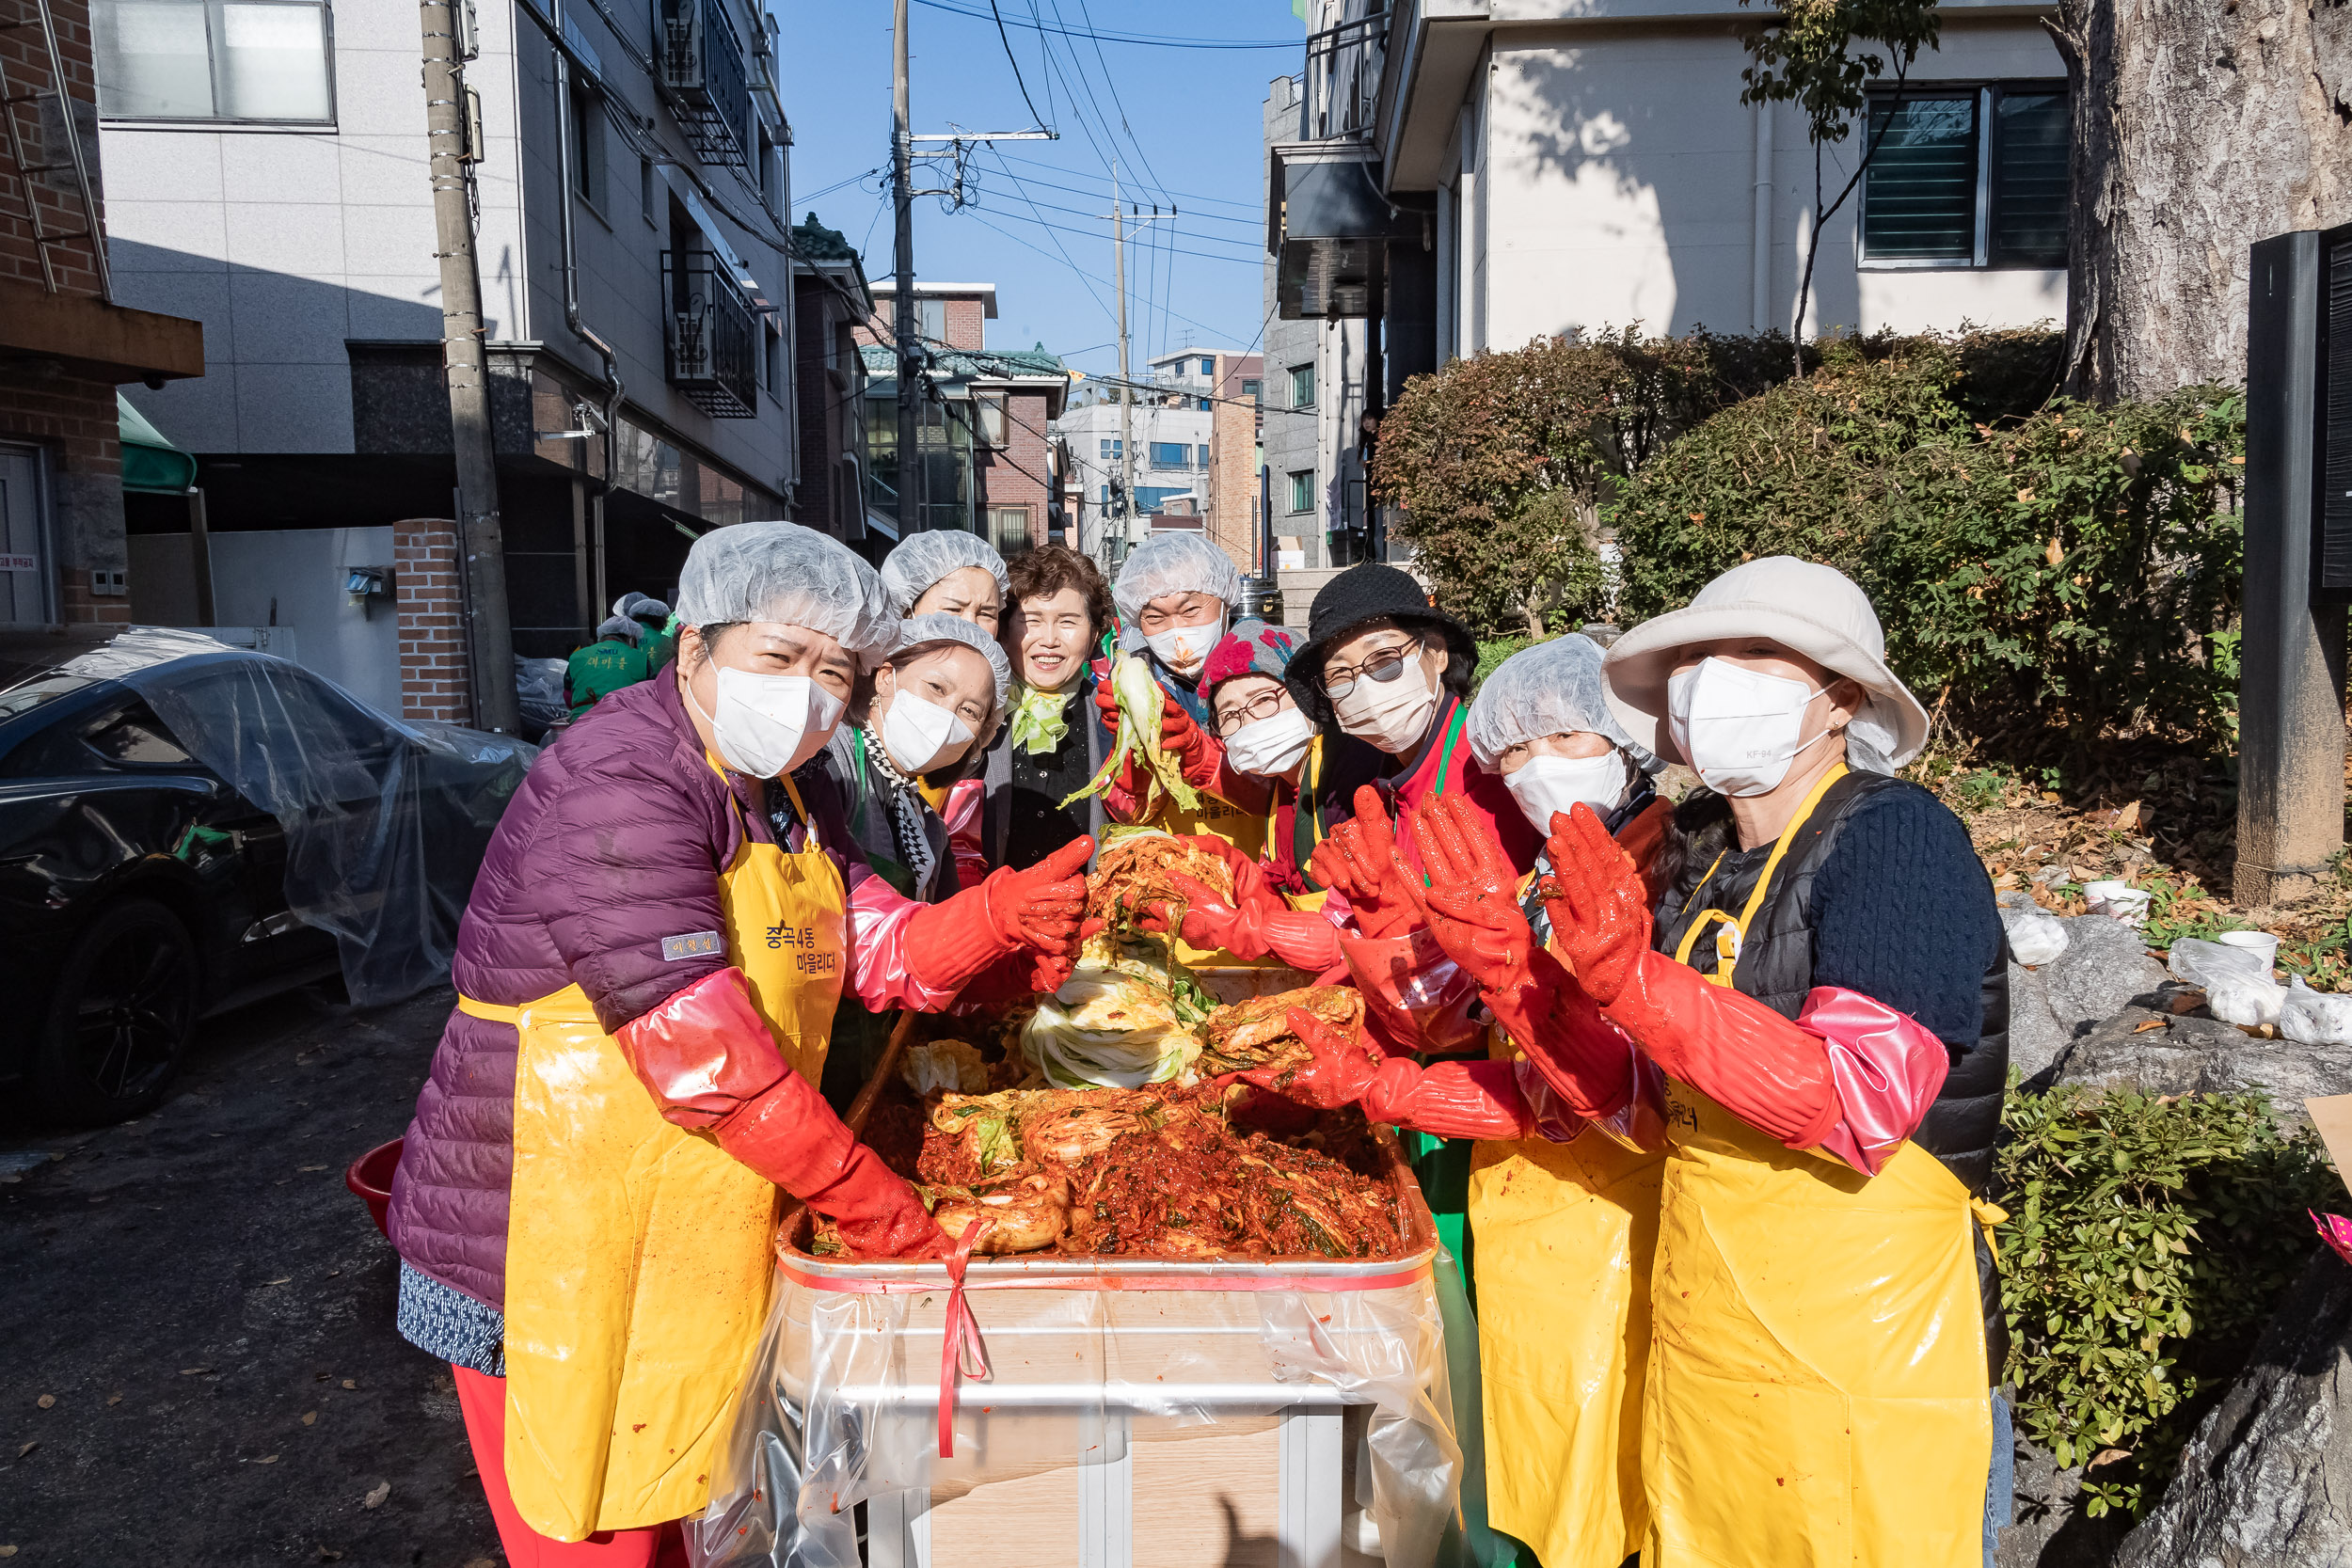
[0,982,504,1566]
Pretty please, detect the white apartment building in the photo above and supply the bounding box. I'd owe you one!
[1060,346,1232,562]
[1265,0,2066,569]
[95,0,807,678]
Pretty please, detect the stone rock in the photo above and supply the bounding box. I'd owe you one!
[1996,1433,2130,1568]
[2041,915,2169,1033]
[2112,1250,2352,1568]
[2052,1007,2352,1125]
[2009,963,2074,1088]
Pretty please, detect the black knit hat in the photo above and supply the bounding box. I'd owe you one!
[1285,562,1479,724]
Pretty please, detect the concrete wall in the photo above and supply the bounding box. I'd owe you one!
[205,524,400,712]
[1454,17,2065,352]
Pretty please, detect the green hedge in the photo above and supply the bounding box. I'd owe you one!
[1609,339,2245,750]
[1996,1085,2337,1518]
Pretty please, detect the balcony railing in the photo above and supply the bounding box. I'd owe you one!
[1305,9,1389,144]
[657,0,753,169]
[661,249,759,419]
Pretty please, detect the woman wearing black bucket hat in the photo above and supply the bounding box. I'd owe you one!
[1284,562,1540,892]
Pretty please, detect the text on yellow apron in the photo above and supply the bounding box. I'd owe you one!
[485,768,850,1540]
[1642,767,1990,1568]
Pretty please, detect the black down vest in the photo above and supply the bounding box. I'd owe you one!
[1652,769,2010,1375]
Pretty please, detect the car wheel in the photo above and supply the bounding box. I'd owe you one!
[33,898,201,1125]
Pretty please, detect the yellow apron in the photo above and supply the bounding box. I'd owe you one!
[1642,770,1991,1568]
[485,770,850,1541]
[1468,859,1666,1568]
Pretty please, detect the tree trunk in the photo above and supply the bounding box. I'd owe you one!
[2051,0,2352,402]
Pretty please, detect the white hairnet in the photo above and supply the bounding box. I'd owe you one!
[1112,533,1246,635]
[674,520,900,662]
[596,615,642,642]
[631,598,672,624]
[1467,635,1661,774]
[613,591,649,619]
[888,611,1012,720]
[880,531,1010,616]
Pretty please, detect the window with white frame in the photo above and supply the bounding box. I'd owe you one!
[1287,469,1314,515]
[95,0,335,123]
[1288,364,1315,409]
[1859,82,2068,270]
[976,393,1008,447]
[1149,441,1190,470]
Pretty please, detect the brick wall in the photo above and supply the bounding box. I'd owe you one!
[0,0,105,297]
[1207,353,1264,575]
[0,372,127,622]
[974,385,1053,546]
[395,518,472,722]
[856,293,989,351]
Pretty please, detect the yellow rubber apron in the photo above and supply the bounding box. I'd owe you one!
[485,769,849,1541]
[1642,768,1991,1568]
[1467,862,1666,1568]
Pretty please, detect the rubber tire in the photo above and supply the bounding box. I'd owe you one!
[32,897,201,1126]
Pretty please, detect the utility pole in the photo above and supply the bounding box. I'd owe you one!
[891,0,920,538]
[420,0,518,734]
[1102,167,1175,564]
[1112,160,1133,563]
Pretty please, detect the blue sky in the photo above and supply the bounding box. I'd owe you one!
[775,0,1304,377]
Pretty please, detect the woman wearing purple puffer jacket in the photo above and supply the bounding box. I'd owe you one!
[382,522,1089,1566]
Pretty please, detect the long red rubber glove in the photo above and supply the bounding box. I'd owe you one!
[906,837,1091,996]
[1393,796,1637,1120]
[615,969,950,1258]
[1540,803,1841,1148]
[1233,1005,1535,1141]
[1309,785,1422,939]
[1135,836,1343,972]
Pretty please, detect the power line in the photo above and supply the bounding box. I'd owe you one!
[977,202,1261,266]
[972,182,1260,254]
[984,0,1051,131]
[954,210,1256,342]
[979,146,1115,331]
[968,162,1263,227]
[994,147,1262,213]
[909,0,1300,50]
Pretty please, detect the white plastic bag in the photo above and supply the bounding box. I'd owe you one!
[1998,904,2069,967]
[2169,937,2286,1026]
[2281,976,2352,1048]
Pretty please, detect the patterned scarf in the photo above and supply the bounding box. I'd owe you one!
[1009,680,1077,755]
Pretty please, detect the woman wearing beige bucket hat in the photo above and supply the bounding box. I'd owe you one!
[1496,556,2014,1568]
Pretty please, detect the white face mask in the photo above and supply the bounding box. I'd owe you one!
[695,666,846,779]
[1505,751,1629,834]
[1332,650,1443,754]
[1222,705,1314,777]
[1144,613,1225,675]
[1667,657,1833,797]
[878,688,976,775]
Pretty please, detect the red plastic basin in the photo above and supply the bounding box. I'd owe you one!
[346,1138,403,1238]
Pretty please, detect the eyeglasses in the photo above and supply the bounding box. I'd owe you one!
[1319,638,1422,701]
[1214,687,1292,736]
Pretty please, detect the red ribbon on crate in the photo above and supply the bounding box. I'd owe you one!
[938,1219,991,1459]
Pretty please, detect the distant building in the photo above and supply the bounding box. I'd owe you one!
[790,213,875,547]
[855,280,1067,549]
[95,0,803,708]
[1064,345,1260,574]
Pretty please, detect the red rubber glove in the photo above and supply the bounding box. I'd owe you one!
[615,969,949,1258]
[908,836,1091,995]
[1135,836,1343,971]
[1400,794,1543,993]
[1309,786,1422,939]
[1235,1006,1535,1141]
[1542,804,1839,1147]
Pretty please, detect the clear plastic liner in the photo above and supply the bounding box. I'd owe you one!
[690,1149,1460,1568]
[61,628,536,1004]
